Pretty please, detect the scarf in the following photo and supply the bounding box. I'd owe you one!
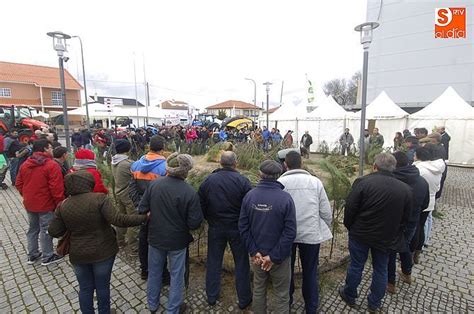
[73,158,97,170]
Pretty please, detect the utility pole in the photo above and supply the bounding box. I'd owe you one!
[133,54,139,128]
[263,82,272,128]
[143,54,149,126]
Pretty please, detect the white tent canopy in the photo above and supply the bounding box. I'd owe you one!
[347,91,409,149]
[408,86,474,165]
[307,95,347,119]
[362,91,409,119]
[410,86,474,119]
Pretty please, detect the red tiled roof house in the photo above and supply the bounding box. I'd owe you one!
[0,61,82,113]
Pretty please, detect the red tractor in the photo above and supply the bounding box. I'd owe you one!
[0,105,49,143]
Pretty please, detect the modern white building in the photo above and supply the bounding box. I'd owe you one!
[366,0,474,112]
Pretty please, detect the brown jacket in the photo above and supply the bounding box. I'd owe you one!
[48,171,146,264]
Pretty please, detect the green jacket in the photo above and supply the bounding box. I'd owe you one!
[111,155,133,196]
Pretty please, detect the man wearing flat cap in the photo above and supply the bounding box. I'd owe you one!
[239,160,296,313]
[138,153,203,313]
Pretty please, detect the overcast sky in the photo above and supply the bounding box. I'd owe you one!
[1,0,368,109]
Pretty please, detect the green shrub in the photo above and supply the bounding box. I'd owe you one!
[186,168,213,191]
[234,142,265,171]
[318,140,330,157]
[206,142,226,162]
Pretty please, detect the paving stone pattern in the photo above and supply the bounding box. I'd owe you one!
[1,166,473,313]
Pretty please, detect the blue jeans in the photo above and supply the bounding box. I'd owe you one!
[290,243,320,314]
[26,211,54,262]
[388,223,417,282]
[424,211,433,245]
[72,255,116,314]
[148,246,186,313]
[344,237,389,309]
[9,157,19,185]
[206,226,251,307]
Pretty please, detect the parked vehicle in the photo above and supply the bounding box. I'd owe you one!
[0,105,48,143]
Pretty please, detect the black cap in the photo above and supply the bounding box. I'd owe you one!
[115,139,131,154]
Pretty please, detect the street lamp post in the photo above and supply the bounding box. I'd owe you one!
[244,78,257,108]
[263,82,272,129]
[47,31,72,151]
[354,22,379,177]
[71,35,90,129]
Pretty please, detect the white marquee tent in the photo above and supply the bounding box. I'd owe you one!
[409,86,474,165]
[297,96,348,151]
[347,91,409,149]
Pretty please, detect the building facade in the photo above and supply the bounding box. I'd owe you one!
[205,100,262,118]
[0,61,82,113]
[366,0,473,112]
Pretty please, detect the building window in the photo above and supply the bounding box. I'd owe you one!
[51,91,62,105]
[243,110,250,116]
[0,88,11,98]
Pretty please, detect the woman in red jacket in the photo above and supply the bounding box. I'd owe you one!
[69,149,108,194]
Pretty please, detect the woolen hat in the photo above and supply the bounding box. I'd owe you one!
[259,160,283,176]
[115,139,131,154]
[75,148,95,160]
[166,152,194,179]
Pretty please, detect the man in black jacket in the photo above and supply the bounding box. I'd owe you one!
[138,152,203,314]
[387,152,429,294]
[198,151,252,309]
[339,153,412,312]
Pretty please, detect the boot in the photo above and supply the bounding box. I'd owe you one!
[413,250,421,264]
[398,270,412,284]
[386,283,396,294]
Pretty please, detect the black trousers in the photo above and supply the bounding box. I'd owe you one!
[410,211,429,252]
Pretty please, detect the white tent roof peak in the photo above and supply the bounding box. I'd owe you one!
[411,86,474,119]
[307,95,347,119]
[363,91,408,119]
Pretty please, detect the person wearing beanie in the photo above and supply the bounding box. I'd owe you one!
[69,149,108,194]
[138,152,203,313]
[386,152,429,294]
[48,171,146,314]
[111,139,138,253]
[239,160,297,313]
[129,135,169,281]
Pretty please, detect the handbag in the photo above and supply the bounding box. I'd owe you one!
[55,200,71,256]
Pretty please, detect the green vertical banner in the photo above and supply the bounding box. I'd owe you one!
[306,74,315,104]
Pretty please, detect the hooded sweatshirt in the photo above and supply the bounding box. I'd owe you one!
[393,165,430,224]
[129,152,167,207]
[15,152,64,212]
[413,159,445,212]
[111,154,133,196]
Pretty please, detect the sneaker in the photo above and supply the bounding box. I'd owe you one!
[1,183,8,190]
[41,254,64,266]
[368,305,380,313]
[27,253,42,265]
[238,299,252,310]
[386,283,396,294]
[141,270,148,280]
[397,270,412,284]
[338,286,356,307]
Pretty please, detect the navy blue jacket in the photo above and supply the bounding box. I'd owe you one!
[393,165,430,225]
[239,179,296,264]
[198,167,252,228]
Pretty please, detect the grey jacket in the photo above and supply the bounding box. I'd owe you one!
[278,169,333,244]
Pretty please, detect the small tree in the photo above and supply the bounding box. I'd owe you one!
[216,109,227,120]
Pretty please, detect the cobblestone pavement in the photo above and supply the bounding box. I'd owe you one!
[1,166,473,313]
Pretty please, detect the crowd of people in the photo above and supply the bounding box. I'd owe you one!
[1,121,451,313]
